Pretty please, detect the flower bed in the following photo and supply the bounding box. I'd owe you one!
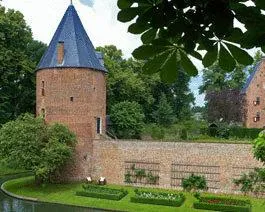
[193,195,251,212]
[131,189,185,207]
[76,184,128,201]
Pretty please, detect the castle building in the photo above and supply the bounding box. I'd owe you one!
[36,4,107,180]
[241,60,265,128]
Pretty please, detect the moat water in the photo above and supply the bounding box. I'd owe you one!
[0,175,108,212]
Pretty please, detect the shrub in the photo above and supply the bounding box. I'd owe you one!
[193,195,251,212]
[131,190,185,207]
[233,168,265,197]
[181,174,208,192]
[253,130,265,164]
[0,113,76,184]
[76,184,128,201]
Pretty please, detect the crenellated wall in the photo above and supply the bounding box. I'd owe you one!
[92,140,263,194]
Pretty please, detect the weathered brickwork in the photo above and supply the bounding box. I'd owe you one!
[36,67,106,180]
[92,140,263,193]
[243,60,265,128]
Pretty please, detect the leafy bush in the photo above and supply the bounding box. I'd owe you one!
[233,168,265,197]
[110,101,145,139]
[0,114,76,184]
[131,189,185,207]
[253,130,265,164]
[193,195,251,212]
[76,184,128,200]
[182,174,208,192]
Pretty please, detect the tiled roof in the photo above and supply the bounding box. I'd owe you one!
[241,62,261,94]
[37,5,106,72]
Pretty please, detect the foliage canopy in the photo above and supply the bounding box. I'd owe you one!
[117,0,265,81]
[110,101,145,139]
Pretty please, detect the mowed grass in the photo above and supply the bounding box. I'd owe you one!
[3,176,265,212]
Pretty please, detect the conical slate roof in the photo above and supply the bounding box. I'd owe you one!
[37,4,106,72]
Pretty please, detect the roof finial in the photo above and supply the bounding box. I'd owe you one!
[70,0,73,5]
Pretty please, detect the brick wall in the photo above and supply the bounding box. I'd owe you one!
[244,60,265,128]
[36,67,106,180]
[92,140,263,193]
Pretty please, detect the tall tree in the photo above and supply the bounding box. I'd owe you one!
[152,93,174,126]
[97,45,194,123]
[199,51,264,94]
[0,6,47,125]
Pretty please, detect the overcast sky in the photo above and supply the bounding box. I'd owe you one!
[1,0,206,106]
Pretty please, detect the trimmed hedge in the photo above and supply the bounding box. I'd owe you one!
[194,196,251,212]
[131,190,185,207]
[76,184,128,201]
[229,127,262,139]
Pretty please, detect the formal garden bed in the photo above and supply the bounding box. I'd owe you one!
[193,195,252,212]
[76,184,128,200]
[131,189,185,207]
[3,176,265,212]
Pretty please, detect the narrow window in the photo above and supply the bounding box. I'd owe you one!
[41,81,45,96]
[254,112,261,122]
[256,97,260,105]
[96,117,102,134]
[70,97,74,102]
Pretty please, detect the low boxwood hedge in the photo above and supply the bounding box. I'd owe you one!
[131,190,185,207]
[76,184,128,201]
[194,196,251,212]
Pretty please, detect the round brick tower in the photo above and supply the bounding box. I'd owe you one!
[36,4,107,180]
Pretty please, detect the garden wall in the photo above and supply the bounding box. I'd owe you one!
[92,140,263,193]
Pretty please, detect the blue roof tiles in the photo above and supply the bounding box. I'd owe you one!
[241,62,261,94]
[37,5,106,72]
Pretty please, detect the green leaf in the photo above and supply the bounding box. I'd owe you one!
[152,38,172,46]
[132,45,166,60]
[219,44,236,71]
[141,28,157,44]
[118,8,139,22]
[143,51,171,74]
[117,0,133,9]
[202,44,218,67]
[160,52,178,82]
[128,23,149,34]
[190,51,202,61]
[256,0,265,10]
[225,28,244,43]
[180,51,198,76]
[226,43,253,66]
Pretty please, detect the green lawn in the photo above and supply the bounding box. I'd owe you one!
[3,176,265,212]
[0,162,25,177]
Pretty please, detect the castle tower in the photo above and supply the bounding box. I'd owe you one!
[36,4,107,180]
